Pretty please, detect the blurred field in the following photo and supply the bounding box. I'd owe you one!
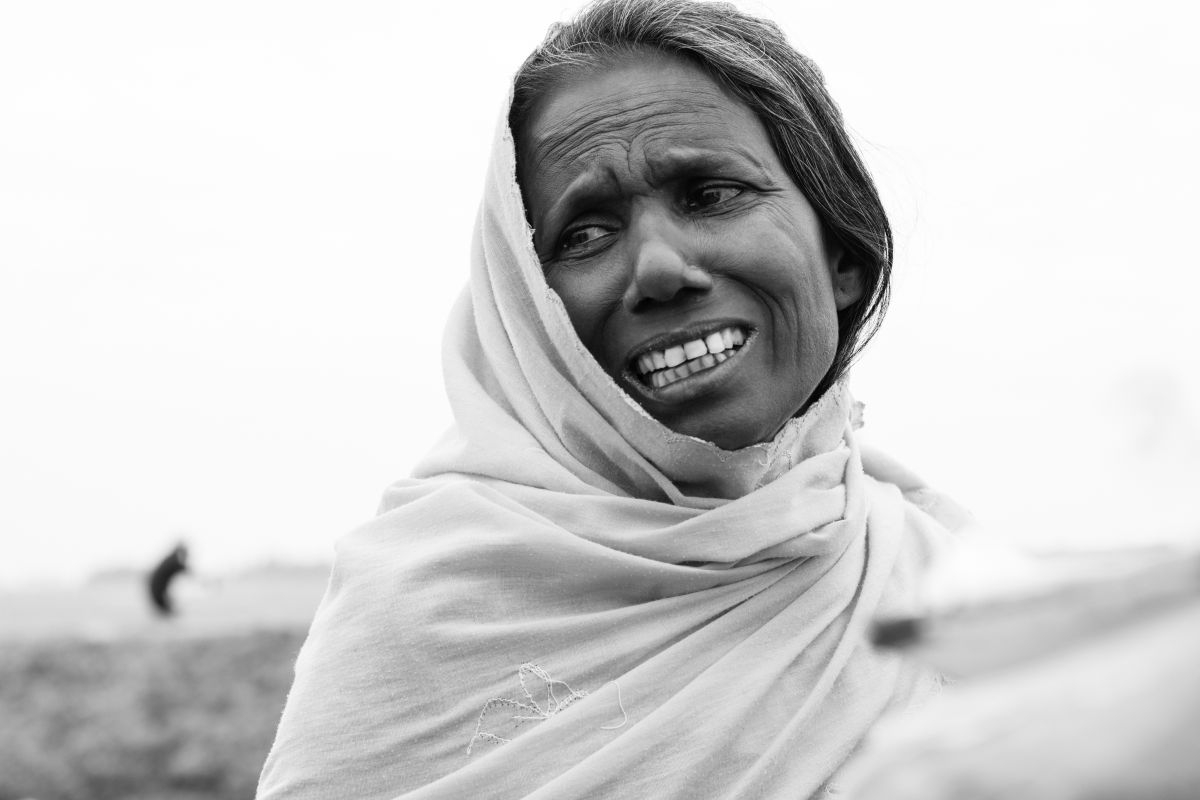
[0,568,327,800]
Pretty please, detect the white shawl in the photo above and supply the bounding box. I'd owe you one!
[257,97,967,800]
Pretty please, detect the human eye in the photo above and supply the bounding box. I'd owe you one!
[558,223,613,255]
[683,183,744,212]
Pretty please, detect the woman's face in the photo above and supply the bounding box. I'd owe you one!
[519,50,863,450]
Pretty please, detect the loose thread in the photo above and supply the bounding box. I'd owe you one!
[467,663,589,756]
[599,680,628,731]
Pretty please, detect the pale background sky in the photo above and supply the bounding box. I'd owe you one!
[2,0,1197,588]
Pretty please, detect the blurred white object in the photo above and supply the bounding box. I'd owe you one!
[847,537,1200,798]
[873,532,1200,677]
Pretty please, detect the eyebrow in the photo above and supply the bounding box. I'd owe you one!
[539,167,621,244]
[538,144,774,237]
[643,145,774,186]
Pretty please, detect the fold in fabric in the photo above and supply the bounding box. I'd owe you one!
[257,88,967,800]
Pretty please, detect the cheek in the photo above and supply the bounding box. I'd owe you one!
[788,275,839,375]
[741,233,839,370]
[546,269,624,359]
[742,240,832,326]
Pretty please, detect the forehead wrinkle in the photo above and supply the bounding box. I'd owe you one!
[530,88,733,174]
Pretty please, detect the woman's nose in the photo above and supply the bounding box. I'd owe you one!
[622,237,714,313]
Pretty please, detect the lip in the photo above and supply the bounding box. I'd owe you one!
[622,327,757,404]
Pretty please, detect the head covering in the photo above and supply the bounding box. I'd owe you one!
[257,88,968,800]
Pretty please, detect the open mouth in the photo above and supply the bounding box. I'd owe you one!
[629,325,749,390]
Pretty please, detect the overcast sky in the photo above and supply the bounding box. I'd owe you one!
[2,0,1198,588]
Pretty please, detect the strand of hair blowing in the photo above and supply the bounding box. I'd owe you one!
[511,0,893,405]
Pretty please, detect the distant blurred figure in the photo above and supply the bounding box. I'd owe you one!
[148,543,189,616]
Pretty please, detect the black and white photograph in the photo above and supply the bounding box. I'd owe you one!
[2,1,1198,798]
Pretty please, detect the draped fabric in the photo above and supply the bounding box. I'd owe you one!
[257,92,967,800]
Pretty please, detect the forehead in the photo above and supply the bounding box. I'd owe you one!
[519,50,775,189]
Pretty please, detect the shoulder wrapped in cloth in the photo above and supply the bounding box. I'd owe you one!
[257,95,968,800]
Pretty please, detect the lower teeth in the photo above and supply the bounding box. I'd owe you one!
[647,348,734,389]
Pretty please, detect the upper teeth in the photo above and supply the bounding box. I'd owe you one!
[633,326,747,385]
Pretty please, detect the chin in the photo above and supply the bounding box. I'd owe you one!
[707,428,766,451]
[658,409,785,451]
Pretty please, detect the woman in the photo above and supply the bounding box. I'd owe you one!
[258,1,967,797]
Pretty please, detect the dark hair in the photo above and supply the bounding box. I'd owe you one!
[510,0,892,401]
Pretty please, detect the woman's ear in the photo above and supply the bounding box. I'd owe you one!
[828,246,867,311]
